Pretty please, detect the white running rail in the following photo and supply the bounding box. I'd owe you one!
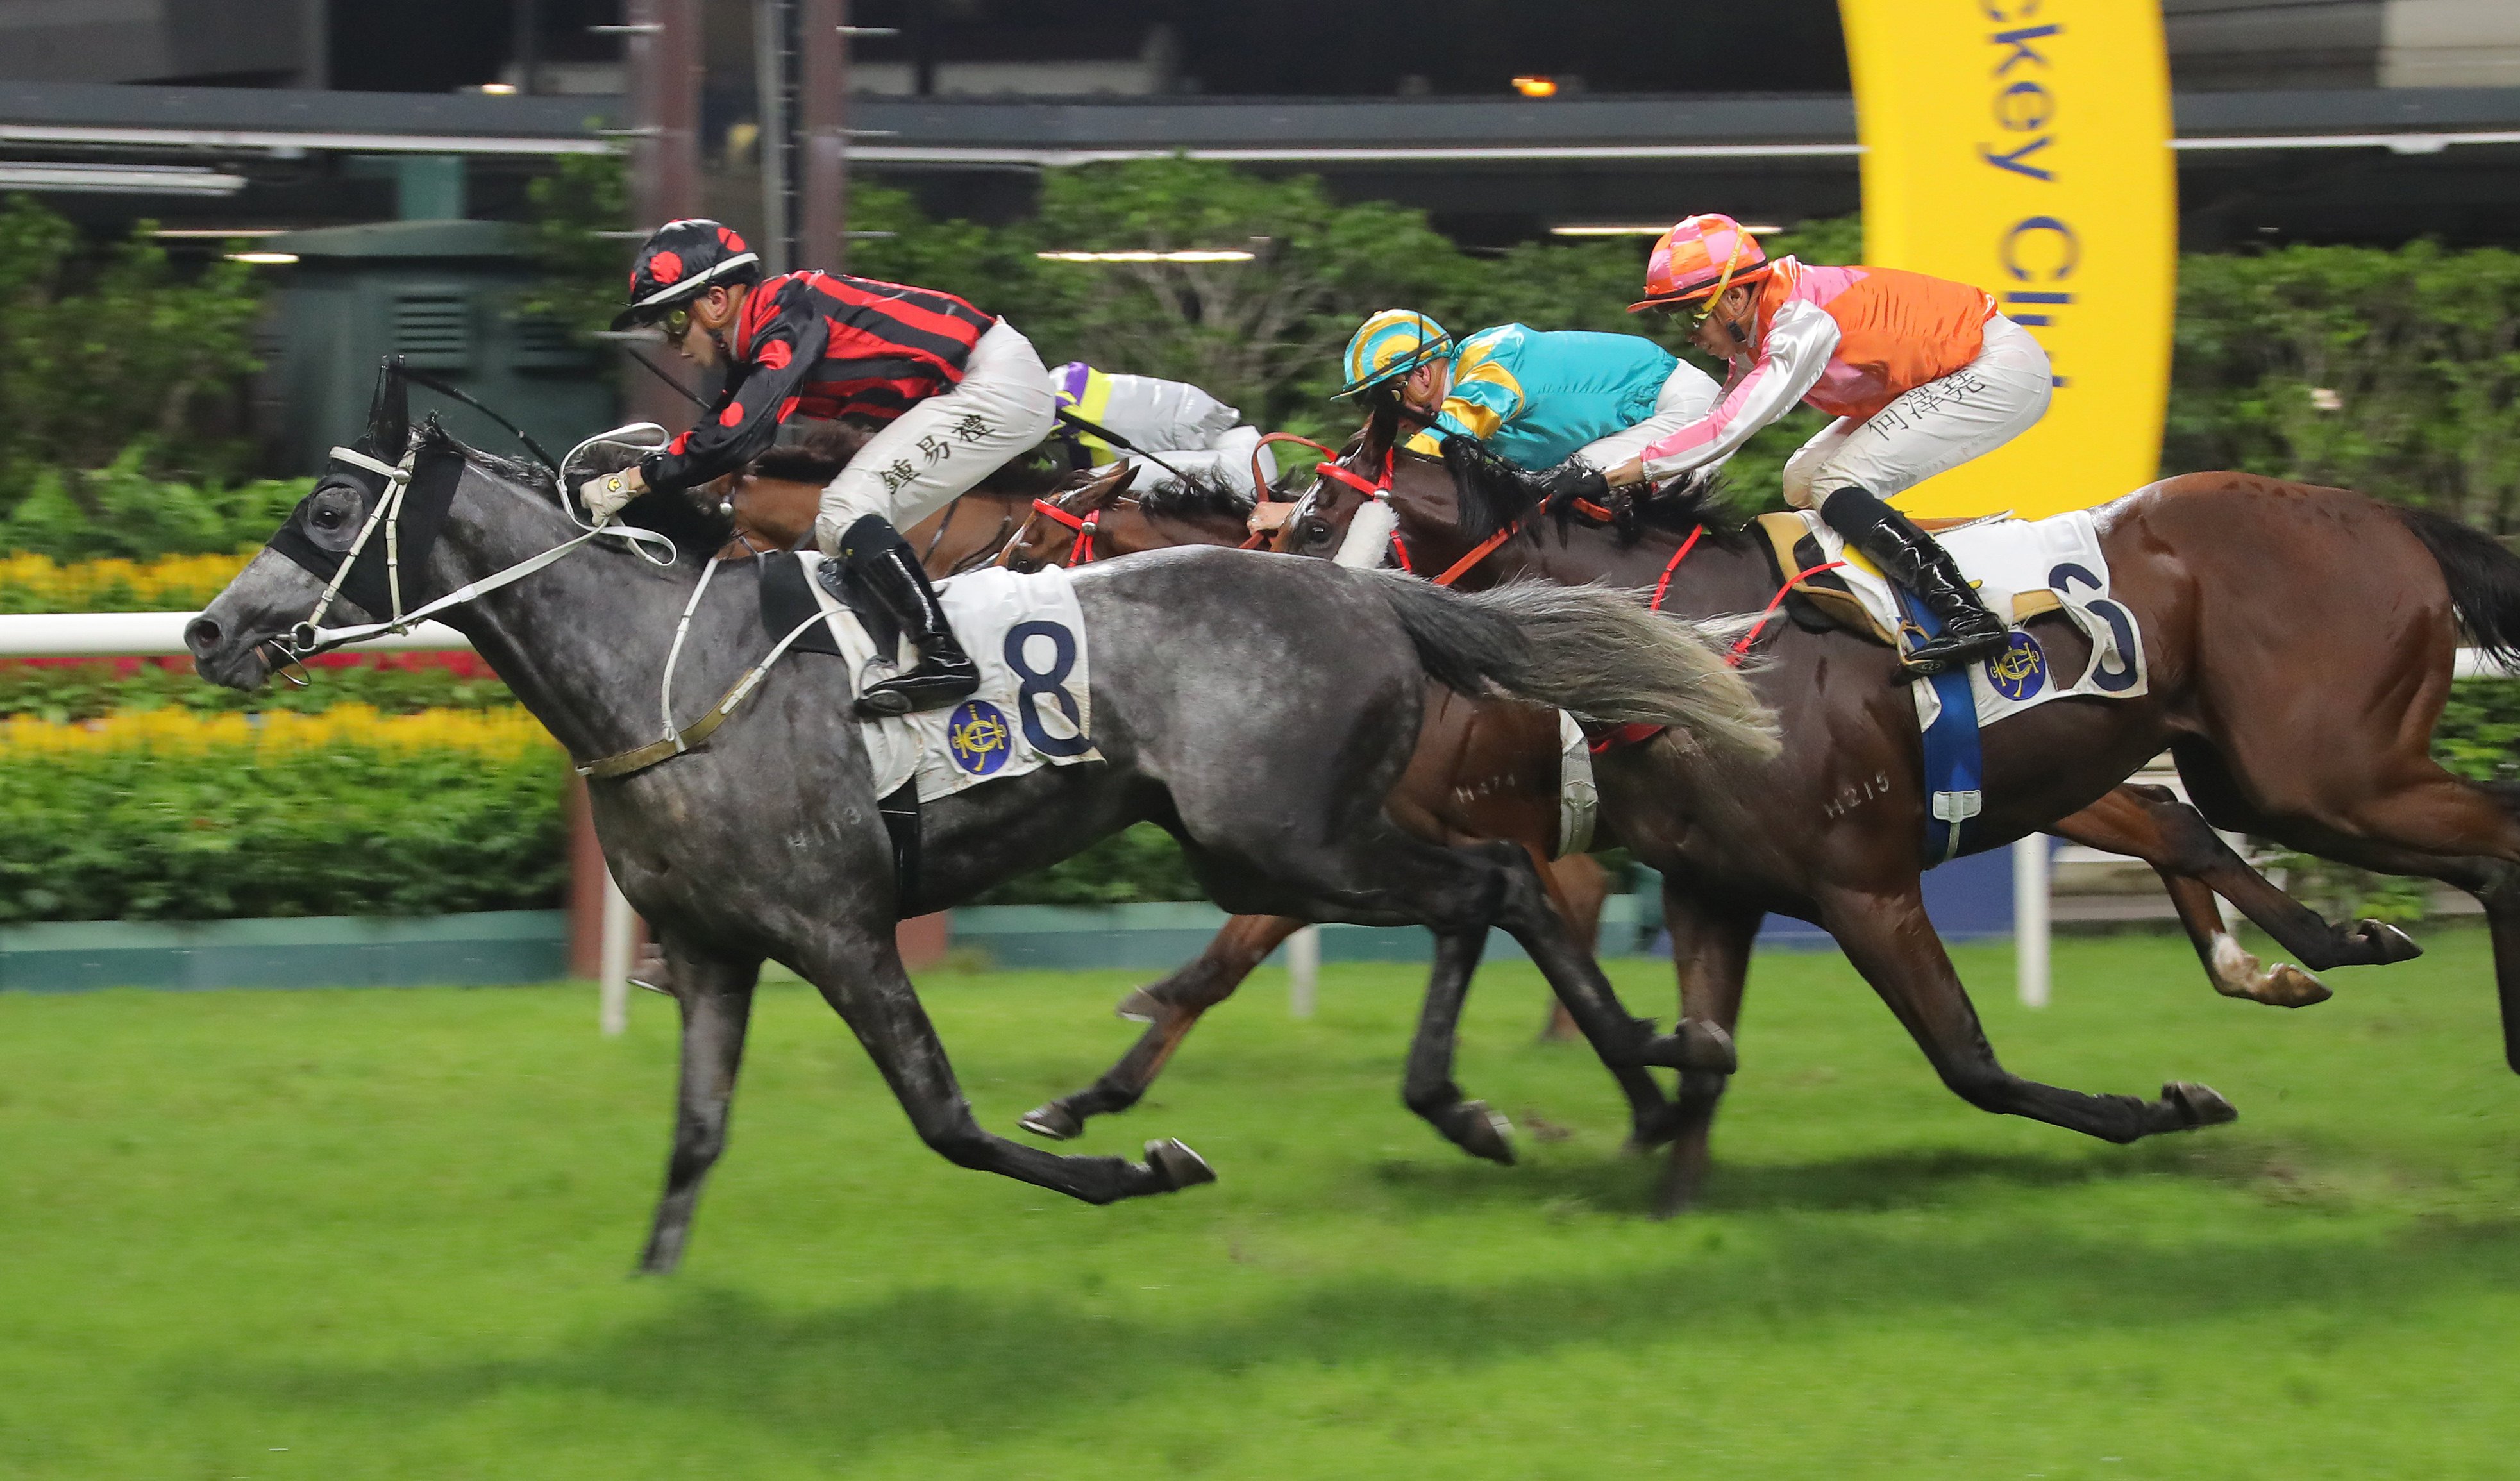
[2015,648,2519,1006]
[0,610,470,657]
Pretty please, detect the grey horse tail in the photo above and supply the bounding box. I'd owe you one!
[1365,573,1781,764]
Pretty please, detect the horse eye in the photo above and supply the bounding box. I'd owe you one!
[312,506,343,530]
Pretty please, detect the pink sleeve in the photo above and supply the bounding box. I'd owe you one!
[1636,303,1841,481]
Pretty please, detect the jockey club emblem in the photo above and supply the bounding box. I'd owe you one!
[1985,630,2047,702]
[946,699,1012,775]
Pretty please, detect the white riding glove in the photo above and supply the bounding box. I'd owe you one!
[578,470,639,522]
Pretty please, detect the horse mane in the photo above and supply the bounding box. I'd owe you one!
[422,417,734,564]
[1438,435,1542,544]
[1137,468,1254,523]
[1437,431,1749,550]
[423,419,558,495]
[1630,470,1751,549]
[750,420,875,483]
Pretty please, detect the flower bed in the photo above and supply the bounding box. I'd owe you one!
[0,551,253,613]
[0,706,568,923]
[0,653,513,721]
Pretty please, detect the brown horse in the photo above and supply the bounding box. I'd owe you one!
[996,451,2401,1148]
[707,425,1054,573]
[1277,416,2496,1207]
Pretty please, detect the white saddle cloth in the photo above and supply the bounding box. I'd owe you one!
[795,556,1105,803]
[1777,507,2151,729]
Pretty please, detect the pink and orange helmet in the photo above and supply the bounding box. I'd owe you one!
[1629,213,1771,314]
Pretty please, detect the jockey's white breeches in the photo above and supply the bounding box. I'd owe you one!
[1781,313,2053,511]
[1115,426,1279,498]
[1570,359,1727,471]
[815,319,1059,552]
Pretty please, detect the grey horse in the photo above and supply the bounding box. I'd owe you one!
[185,384,1774,1273]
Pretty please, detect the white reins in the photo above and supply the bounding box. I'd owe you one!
[283,424,680,658]
[285,417,843,783]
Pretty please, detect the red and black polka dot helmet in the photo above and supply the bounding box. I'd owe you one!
[611,219,762,330]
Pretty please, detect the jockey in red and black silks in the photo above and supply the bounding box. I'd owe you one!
[582,218,1057,718]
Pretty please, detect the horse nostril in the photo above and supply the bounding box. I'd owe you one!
[183,616,222,658]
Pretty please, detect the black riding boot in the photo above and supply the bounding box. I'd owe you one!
[825,514,980,718]
[1817,485,2010,676]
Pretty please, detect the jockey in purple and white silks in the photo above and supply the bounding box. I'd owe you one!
[1045,362,1279,498]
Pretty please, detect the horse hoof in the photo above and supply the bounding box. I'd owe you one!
[2165,1081,2239,1129]
[1020,1102,1084,1141]
[1639,1019,1736,1075]
[1622,1101,1686,1154]
[2353,919,2424,964]
[1143,1138,1218,1192]
[1438,1100,1516,1165]
[1114,987,1164,1023]
[2262,963,2334,1008]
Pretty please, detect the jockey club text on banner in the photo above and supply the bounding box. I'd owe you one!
[1836,0,2176,519]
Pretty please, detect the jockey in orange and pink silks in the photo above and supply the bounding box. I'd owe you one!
[1567,213,2053,676]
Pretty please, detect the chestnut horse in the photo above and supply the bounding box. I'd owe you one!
[1277,415,2504,1207]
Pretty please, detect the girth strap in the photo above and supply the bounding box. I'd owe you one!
[576,608,828,779]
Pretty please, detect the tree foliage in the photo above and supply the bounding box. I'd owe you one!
[0,197,266,514]
[2170,242,2520,531]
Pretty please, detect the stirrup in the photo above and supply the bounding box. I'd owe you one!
[853,654,979,718]
[1897,623,2009,678]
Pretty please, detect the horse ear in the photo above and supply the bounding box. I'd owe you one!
[361,356,409,461]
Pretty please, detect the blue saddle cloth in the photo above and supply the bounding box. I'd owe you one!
[1895,588,1985,866]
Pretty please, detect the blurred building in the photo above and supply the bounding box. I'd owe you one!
[0,1,2515,471]
[0,1,2510,249]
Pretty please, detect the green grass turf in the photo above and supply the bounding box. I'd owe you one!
[5,930,2520,1480]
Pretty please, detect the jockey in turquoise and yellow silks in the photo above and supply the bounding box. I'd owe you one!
[1332,308,1722,474]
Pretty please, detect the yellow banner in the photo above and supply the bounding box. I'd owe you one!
[1837,0,2175,518]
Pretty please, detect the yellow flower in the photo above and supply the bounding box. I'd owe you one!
[0,551,255,612]
[0,705,559,762]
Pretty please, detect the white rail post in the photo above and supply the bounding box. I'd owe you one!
[1288,925,1320,1019]
[2014,833,2051,1008]
[599,867,635,1036]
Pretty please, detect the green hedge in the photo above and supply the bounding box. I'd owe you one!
[0,741,568,923]
[0,660,516,722]
[975,823,1205,905]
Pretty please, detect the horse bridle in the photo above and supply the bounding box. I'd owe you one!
[273,429,678,665]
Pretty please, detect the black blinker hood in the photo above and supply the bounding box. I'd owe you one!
[266,439,467,622]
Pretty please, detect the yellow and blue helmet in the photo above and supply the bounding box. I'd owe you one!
[1336,310,1453,399]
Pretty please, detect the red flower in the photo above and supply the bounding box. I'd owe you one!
[757,339,793,371]
[648,251,684,285]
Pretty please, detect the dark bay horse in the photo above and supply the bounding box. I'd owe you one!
[1277,417,2505,1207]
[184,382,1775,1268]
